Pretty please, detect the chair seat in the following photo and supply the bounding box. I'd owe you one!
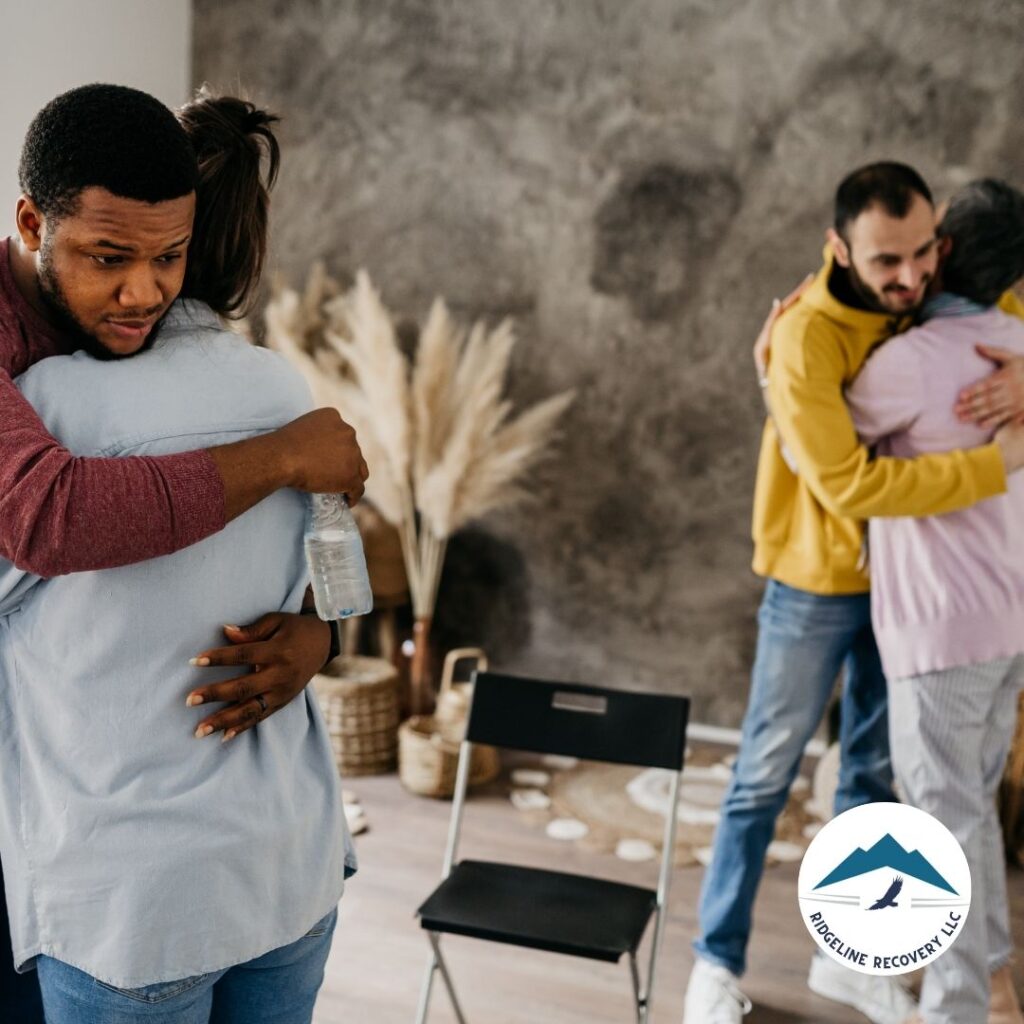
[417,859,657,963]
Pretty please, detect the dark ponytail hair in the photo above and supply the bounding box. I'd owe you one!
[177,88,280,318]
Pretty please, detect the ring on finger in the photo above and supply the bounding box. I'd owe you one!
[255,693,268,716]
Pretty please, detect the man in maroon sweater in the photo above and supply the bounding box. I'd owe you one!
[0,84,368,1018]
[0,90,369,735]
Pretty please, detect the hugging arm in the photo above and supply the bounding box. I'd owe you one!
[1,371,366,577]
[3,317,366,575]
[768,323,1007,520]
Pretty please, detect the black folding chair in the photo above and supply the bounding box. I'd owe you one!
[414,672,690,1024]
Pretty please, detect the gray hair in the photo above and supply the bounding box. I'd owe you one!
[939,179,1024,306]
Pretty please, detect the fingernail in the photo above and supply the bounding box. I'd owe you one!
[223,624,241,632]
[222,730,237,744]
[186,694,204,707]
[772,298,780,307]
[195,724,213,738]
[189,657,211,667]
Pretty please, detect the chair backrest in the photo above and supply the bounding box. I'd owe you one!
[466,672,689,771]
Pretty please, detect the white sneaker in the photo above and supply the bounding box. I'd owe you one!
[807,952,918,1024]
[683,958,752,1023]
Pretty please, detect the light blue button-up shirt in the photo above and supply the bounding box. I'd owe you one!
[0,300,353,988]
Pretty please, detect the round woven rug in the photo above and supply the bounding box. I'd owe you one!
[512,748,818,867]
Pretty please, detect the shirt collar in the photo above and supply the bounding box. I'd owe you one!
[923,292,991,319]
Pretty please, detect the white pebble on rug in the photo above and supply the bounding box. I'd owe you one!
[510,788,551,812]
[540,755,579,771]
[546,817,589,841]
[766,840,803,862]
[511,768,551,788]
[616,838,656,862]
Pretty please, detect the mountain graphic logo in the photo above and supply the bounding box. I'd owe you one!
[814,833,957,895]
[798,804,971,977]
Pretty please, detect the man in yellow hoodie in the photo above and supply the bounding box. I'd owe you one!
[683,163,1024,1024]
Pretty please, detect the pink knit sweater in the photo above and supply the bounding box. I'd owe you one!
[0,238,224,576]
[847,303,1024,679]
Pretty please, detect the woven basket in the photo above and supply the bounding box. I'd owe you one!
[313,655,400,776]
[398,648,500,798]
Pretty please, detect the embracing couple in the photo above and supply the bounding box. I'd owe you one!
[0,84,367,1022]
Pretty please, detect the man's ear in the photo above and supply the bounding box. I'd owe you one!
[15,196,45,253]
[826,228,851,268]
[938,235,953,260]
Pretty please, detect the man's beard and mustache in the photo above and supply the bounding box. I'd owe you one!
[37,242,166,361]
[846,259,932,315]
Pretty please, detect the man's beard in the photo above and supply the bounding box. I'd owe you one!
[847,260,931,316]
[37,243,163,361]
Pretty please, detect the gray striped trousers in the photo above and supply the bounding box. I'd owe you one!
[888,654,1024,1024]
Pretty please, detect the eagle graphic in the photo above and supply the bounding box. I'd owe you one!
[867,875,903,910]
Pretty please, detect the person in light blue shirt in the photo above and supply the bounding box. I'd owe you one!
[0,93,354,1023]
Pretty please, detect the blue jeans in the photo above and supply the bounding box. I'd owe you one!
[694,579,894,976]
[36,908,337,1024]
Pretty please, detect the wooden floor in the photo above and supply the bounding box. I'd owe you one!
[313,769,1024,1024]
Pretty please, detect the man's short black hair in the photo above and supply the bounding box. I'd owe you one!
[938,178,1024,306]
[834,161,933,240]
[18,83,198,220]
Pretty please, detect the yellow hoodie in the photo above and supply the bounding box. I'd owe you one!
[752,250,1022,595]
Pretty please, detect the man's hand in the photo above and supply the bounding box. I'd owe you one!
[276,408,369,501]
[995,420,1024,474]
[753,274,814,381]
[207,407,370,524]
[185,612,331,742]
[955,344,1024,430]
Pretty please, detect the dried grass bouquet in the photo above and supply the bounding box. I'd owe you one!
[265,265,573,710]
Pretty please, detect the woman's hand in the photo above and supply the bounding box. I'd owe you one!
[754,273,814,381]
[185,612,331,742]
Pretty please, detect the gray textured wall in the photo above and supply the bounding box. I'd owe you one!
[194,0,1024,725]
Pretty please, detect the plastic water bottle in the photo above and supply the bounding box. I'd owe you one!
[304,494,374,621]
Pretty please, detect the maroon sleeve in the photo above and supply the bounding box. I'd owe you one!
[0,369,226,577]
[0,315,63,379]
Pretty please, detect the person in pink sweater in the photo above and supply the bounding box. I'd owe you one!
[847,179,1024,1024]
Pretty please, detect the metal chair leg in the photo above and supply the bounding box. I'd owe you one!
[414,948,437,1024]
[428,932,468,1024]
[626,950,643,1024]
[628,952,646,1024]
